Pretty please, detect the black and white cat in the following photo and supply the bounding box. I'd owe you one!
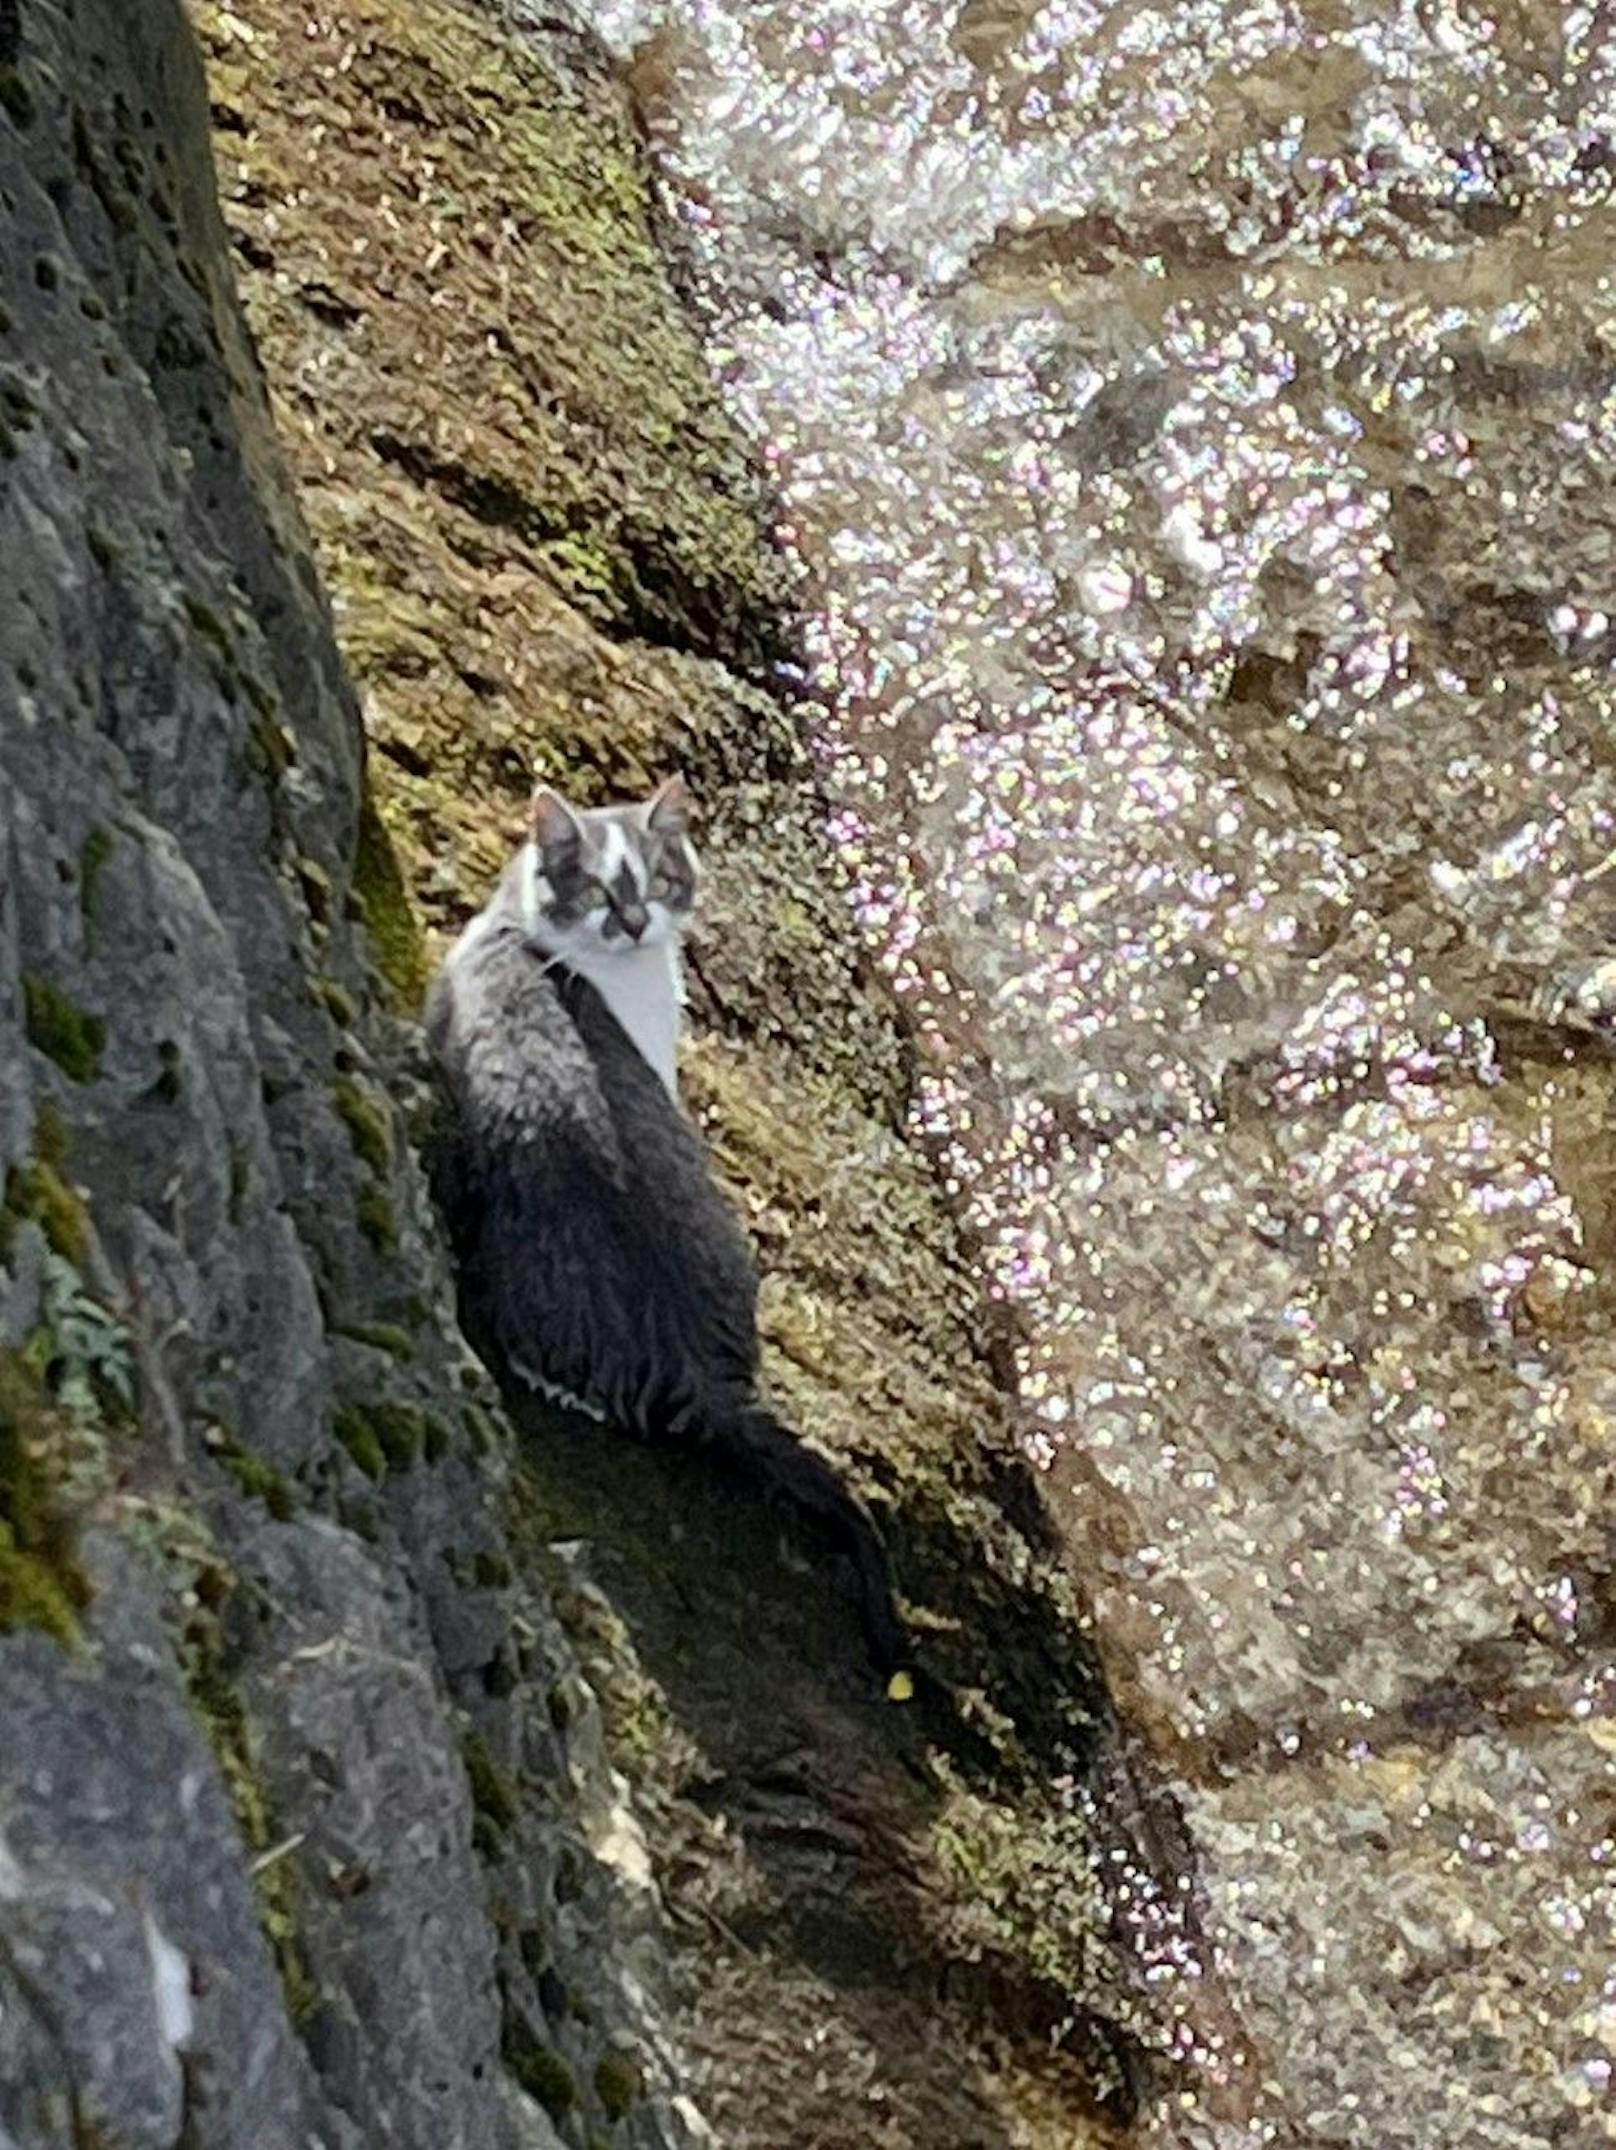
[513,777,697,1097]
[425,777,910,1679]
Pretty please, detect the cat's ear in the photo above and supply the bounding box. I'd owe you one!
[531,787,582,854]
[646,774,691,835]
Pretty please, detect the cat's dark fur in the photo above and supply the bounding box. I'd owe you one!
[425,864,910,1676]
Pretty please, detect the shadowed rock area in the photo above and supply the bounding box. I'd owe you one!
[0,2,1188,2146]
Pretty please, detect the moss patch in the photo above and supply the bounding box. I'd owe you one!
[461,1726,519,1836]
[196,0,791,969]
[368,1399,424,1469]
[503,2024,575,2122]
[355,1185,398,1254]
[182,1590,320,2025]
[316,977,358,1028]
[0,66,38,129]
[328,1317,415,1359]
[0,1354,91,1646]
[182,590,234,660]
[213,1435,295,1522]
[22,972,106,1083]
[78,827,113,949]
[334,1406,387,1481]
[293,854,332,924]
[332,1075,391,1176]
[3,1106,89,1270]
[593,2051,642,2122]
[353,789,428,1010]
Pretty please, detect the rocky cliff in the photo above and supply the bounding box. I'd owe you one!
[0,3,1171,2145]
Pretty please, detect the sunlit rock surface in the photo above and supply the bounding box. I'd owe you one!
[576,1,1616,2141]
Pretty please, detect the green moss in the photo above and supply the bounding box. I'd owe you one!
[214,1437,295,1522]
[246,710,295,784]
[332,1396,438,1477]
[929,1766,1109,2002]
[316,978,358,1028]
[352,789,427,1010]
[331,1076,391,1176]
[3,1114,89,1268]
[182,1599,320,2026]
[462,1727,519,1835]
[593,2052,642,2122]
[356,1186,398,1254]
[328,1318,415,1359]
[294,855,332,924]
[182,591,233,658]
[85,522,121,573]
[0,1354,90,1645]
[367,1399,425,1470]
[0,1535,83,1643]
[78,827,112,947]
[503,2025,575,2121]
[473,1550,513,1589]
[32,1102,68,1171]
[334,1407,386,1481]
[0,67,37,128]
[463,1400,502,1454]
[22,972,105,1083]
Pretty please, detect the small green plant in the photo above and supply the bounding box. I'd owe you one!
[34,1250,134,1425]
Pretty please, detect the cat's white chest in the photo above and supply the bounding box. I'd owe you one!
[570,939,685,1096]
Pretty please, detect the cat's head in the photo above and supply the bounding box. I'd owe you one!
[521,775,699,958]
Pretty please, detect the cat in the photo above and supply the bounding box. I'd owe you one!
[514,776,697,1097]
[425,776,911,1680]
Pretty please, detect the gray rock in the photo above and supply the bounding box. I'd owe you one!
[0,4,712,2145]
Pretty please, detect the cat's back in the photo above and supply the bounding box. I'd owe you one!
[426,887,761,1426]
[426,898,618,1162]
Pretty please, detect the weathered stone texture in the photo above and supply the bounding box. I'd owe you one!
[0,5,716,2145]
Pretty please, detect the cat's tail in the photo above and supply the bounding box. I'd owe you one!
[705,1402,913,1683]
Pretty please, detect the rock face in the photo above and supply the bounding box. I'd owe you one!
[1,2,1164,2146]
[0,4,725,2145]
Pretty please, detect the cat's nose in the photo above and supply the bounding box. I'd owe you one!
[620,903,649,941]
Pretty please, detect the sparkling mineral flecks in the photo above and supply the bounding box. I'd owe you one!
[582,0,1616,2141]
